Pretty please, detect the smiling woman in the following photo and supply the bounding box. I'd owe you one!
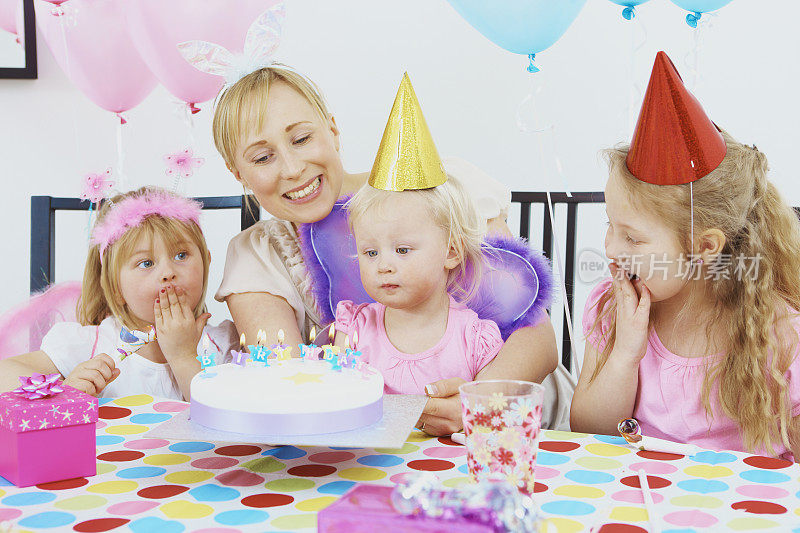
[211,65,559,435]
[228,80,345,224]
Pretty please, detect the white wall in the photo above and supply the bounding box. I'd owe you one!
[1,0,797,367]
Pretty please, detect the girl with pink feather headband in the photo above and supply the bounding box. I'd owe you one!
[0,187,237,400]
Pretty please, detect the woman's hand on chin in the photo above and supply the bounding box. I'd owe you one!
[415,377,467,436]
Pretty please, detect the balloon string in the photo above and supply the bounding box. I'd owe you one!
[116,119,126,190]
[684,11,715,91]
[535,132,579,375]
[516,74,571,199]
[691,20,701,89]
[58,17,82,168]
[184,103,196,148]
[548,127,571,198]
[627,11,648,136]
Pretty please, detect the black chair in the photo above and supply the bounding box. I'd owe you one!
[30,195,260,295]
[511,191,606,372]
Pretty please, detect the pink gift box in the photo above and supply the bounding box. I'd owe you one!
[317,484,495,533]
[0,385,98,487]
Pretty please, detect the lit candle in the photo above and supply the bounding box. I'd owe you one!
[248,329,271,366]
[300,326,323,362]
[344,331,362,369]
[230,333,249,367]
[320,324,341,361]
[196,334,218,372]
[271,329,293,360]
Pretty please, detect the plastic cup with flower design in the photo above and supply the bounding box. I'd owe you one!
[459,379,545,494]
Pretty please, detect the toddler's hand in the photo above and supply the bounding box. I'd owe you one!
[154,285,210,362]
[610,263,651,365]
[63,353,120,397]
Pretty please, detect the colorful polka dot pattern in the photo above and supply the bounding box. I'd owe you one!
[0,398,797,531]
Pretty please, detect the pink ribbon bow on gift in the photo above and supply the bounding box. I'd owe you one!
[13,373,65,400]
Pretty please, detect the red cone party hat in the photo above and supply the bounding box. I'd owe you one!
[626,51,727,185]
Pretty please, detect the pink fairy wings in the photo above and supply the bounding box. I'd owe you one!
[0,281,82,358]
[177,3,286,86]
[91,191,202,256]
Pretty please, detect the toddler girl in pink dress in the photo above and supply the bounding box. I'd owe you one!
[333,75,505,395]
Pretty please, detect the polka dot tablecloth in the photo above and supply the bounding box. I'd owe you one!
[1,395,799,532]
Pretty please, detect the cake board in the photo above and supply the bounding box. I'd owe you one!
[146,394,429,448]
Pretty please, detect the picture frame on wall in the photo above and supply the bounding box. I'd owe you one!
[0,0,37,79]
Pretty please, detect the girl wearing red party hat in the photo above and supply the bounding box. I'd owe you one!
[571,52,800,460]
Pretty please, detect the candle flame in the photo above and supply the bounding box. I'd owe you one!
[202,335,209,349]
[344,334,350,349]
[309,326,317,344]
[277,329,285,344]
[352,330,359,348]
[239,333,246,348]
[256,329,266,345]
[329,324,336,343]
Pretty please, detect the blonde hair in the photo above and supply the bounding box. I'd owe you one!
[588,131,800,454]
[345,176,485,304]
[77,187,211,332]
[212,65,331,172]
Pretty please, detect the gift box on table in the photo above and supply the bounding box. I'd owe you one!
[318,484,495,533]
[0,375,98,487]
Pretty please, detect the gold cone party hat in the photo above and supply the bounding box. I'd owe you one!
[368,73,447,191]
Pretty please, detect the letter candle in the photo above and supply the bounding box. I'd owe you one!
[271,329,293,360]
[196,335,218,372]
[230,333,249,367]
[248,329,271,366]
[300,326,323,361]
[331,335,348,371]
[344,331,362,369]
[320,324,341,361]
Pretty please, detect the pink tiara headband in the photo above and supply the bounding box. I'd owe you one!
[91,192,203,256]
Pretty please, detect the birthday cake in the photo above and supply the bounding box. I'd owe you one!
[190,358,384,436]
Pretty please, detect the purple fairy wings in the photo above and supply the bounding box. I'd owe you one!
[298,199,553,340]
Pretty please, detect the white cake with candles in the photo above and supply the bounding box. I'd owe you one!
[190,329,384,436]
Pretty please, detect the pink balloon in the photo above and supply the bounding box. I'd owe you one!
[0,0,20,35]
[34,0,157,114]
[123,0,280,109]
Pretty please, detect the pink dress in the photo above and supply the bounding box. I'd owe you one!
[335,298,503,395]
[583,278,800,459]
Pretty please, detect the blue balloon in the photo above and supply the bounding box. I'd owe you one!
[670,0,733,13]
[446,0,587,56]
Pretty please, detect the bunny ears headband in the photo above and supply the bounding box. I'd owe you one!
[177,3,287,88]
